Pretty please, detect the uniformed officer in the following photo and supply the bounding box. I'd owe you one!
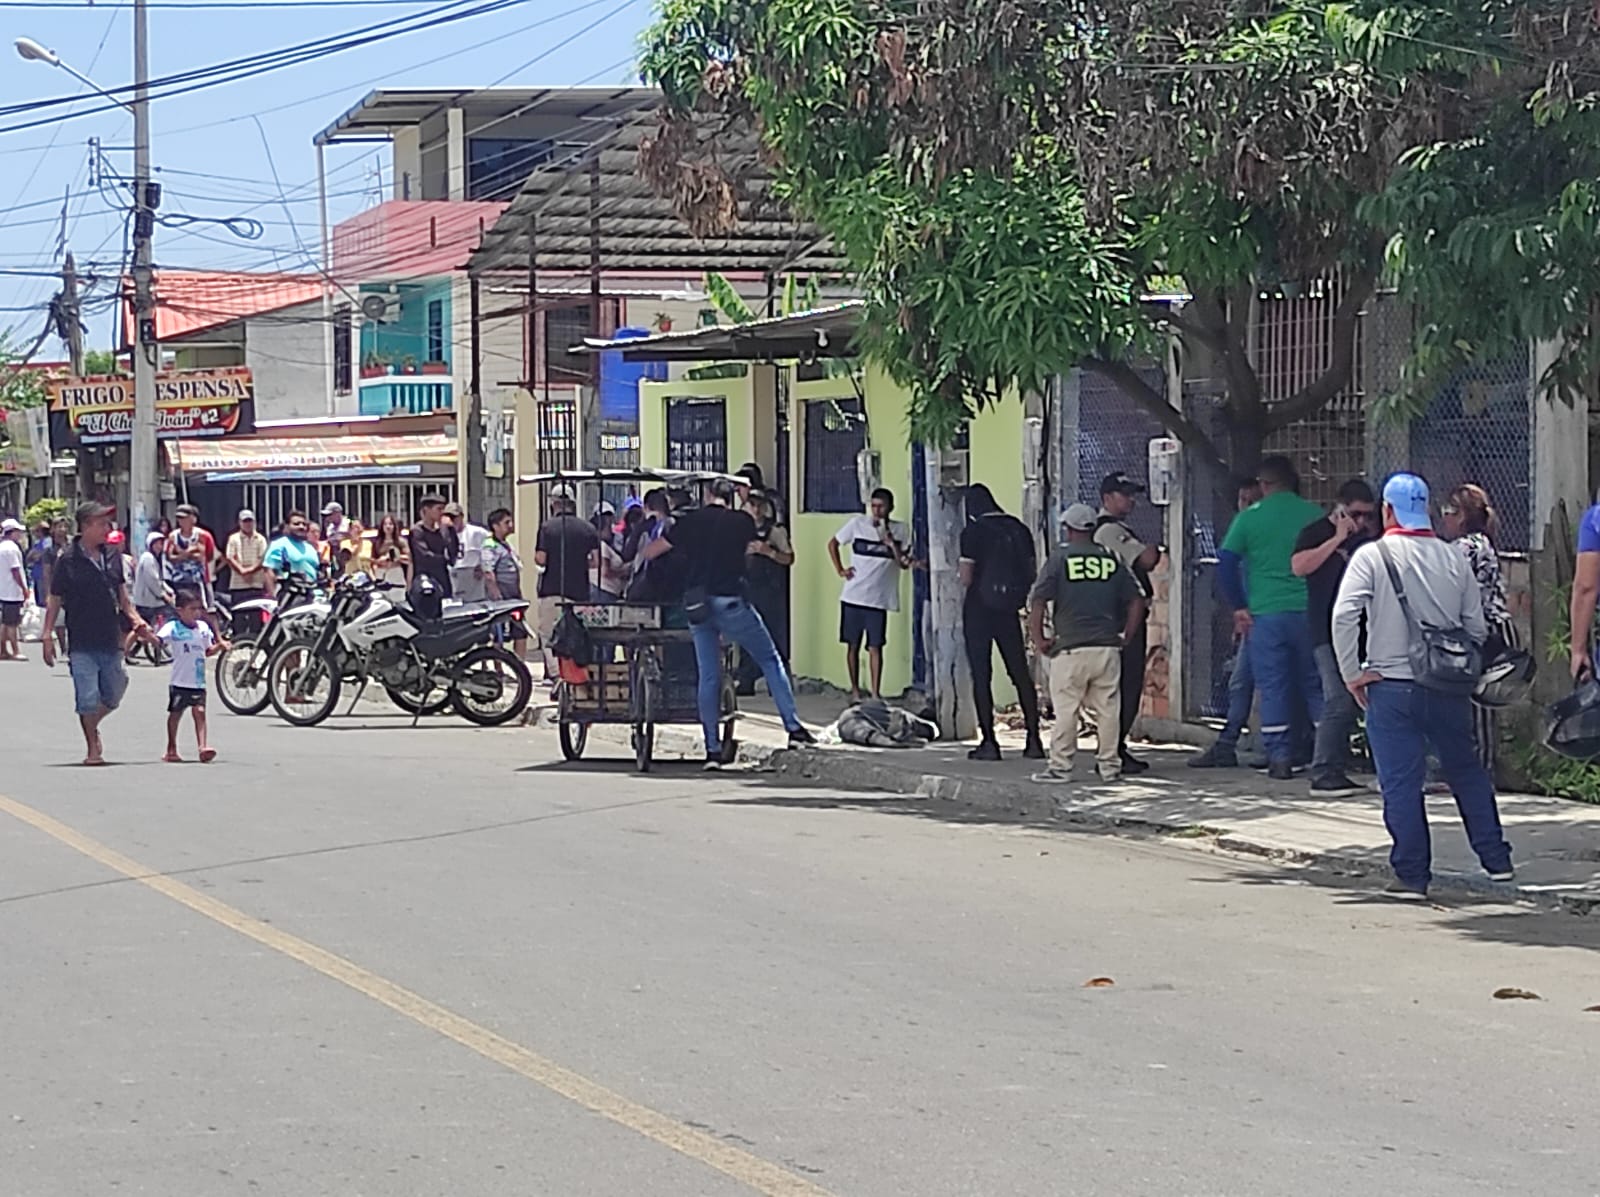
[1095,471,1161,774]
[1027,503,1147,784]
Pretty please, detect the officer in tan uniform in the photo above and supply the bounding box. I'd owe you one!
[1095,471,1161,775]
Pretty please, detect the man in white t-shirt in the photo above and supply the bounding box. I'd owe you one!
[444,501,489,602]
[827,487,912,701]
[0,518,30,661]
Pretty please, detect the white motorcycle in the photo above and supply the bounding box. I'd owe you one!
[264,572,531,728]
[214,574,330,716]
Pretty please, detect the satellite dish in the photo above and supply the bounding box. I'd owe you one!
[360,294,388,321]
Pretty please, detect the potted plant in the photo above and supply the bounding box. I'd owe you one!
[360,352,386,380]
[652,312,674,333]
[400,354,419,376]
[421,359,448,375]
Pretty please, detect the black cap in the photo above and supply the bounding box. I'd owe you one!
[1099,471,1146,497]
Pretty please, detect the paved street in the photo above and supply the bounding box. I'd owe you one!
[2,662,1599,1197]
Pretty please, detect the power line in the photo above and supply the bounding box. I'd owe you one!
[0,1,448,7]
[0,0,530,135]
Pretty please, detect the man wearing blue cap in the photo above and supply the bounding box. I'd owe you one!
[1331,472,1513,899]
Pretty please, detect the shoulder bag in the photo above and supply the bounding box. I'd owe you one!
[1375,539,1483,693]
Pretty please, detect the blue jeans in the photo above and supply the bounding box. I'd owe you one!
[1249,611,1323,763]
[1364,680,1511,889]
[690,595,802,754]
[1217,633,1255,750]
[69,648,129,716]
[1311,643,1358,783]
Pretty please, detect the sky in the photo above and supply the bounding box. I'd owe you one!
[0,0,653,360]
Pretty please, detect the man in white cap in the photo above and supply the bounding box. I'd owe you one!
[321,500,351,542]
[1332,471,1512,900]
[225,509,269,631]
[1026,503,1146,784]
[0,517,29,660]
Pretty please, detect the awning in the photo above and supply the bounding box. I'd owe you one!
[577,303,866,362]
[172,433,456,475]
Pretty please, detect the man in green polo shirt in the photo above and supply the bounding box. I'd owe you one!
[1218,455,1324,779]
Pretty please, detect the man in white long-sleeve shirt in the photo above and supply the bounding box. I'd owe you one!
[1331,472,1512,899]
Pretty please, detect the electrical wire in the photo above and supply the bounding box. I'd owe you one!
[0,1,449,7]
[0,0,531,134]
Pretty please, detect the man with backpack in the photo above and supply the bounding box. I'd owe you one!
[958,484,1044,761]
[1095,471,1161,774]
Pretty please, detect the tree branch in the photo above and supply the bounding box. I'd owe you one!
[1083,356,1230,480]
[1263,268,1379,431]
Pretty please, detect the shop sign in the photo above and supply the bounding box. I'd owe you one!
[0,405,51,476]
[47,368,254,445]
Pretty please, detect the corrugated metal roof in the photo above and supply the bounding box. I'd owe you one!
[315,85,657,145]
[469,109,845,276]
[577,302,865,361]
[124,271,324,344]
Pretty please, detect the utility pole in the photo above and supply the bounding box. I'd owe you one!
[128,0,159,544]
[62,251,84,375]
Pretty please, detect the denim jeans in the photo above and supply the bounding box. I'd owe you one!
[1248,611,1323,763]
[1310,643,1358,783]
[1364,679,1511,889]
[690,595,802,754]
[1216,633,1255,750]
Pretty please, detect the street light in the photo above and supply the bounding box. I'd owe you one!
[14,4,157,545]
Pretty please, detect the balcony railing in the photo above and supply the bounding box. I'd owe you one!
[358,374,453,416]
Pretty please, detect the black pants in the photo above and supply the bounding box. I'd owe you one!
[1119,615,1148,755]
[963,601,1040,740]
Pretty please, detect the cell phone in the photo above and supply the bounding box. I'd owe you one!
[1332,503,1348,522]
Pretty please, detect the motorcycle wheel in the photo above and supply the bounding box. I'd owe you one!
[266,639,342,727]
[386,683,451,717]
[215,636,272,716]
[448,645,532,727]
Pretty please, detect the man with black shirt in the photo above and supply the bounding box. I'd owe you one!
[958,483,1043,761]
[408,494,459,598]
[40,501,154,766]
[534,487,601,680]
[1291,478,1377,797]
[640,477,814,767]
[1095,471,1160,775]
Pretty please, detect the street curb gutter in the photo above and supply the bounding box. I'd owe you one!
[551,714,1599,916]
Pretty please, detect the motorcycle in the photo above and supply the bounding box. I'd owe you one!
[265,572,531,728]
[214,574,329,716]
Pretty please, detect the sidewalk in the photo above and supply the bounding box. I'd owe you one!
[539,687,1600,913]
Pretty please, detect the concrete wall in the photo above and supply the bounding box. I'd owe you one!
[638,375,756,469]
[246,305,331,422]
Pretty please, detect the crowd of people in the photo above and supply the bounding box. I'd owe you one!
[999,456,1519,899]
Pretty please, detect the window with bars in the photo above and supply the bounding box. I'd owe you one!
[544,303,590,385]
[426,299,445,364]
[803,397,866,513]
[665,397,728,474]
[333,306,351,396]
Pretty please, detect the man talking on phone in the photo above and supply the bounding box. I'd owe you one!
[828,487,912,702]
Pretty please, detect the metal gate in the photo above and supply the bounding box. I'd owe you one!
[240,478,458,534]
[666,397,728,473]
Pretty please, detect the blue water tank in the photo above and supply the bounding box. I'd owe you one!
[599,327,668,424]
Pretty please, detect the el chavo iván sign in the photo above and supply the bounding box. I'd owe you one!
[48,367,254,445]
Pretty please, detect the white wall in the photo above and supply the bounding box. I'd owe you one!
[244,300,333,421]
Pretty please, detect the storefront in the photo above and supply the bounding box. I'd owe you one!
[170,430,458,533]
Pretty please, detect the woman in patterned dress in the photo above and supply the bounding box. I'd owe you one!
[1442,484,1516,773]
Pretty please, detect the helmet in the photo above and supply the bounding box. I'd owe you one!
[1543,680,1600,762]
[1474,647,1537,708]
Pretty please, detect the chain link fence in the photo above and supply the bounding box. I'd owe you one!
[1073,365,1168,547]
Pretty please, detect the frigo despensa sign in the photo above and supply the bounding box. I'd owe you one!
[47,367,254,446]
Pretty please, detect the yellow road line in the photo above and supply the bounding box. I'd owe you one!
[0,792,833,1197]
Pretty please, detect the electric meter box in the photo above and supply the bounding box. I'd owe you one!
[1147,437,1181,506]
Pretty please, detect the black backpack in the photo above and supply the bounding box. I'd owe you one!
[976,514,1037,612]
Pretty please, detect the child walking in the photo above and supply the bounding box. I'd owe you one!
[159,587,226,763]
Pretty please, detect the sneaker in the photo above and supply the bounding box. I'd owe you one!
[1383,879,1428,901]
[1031,767,1073,785]
[1188,743,1238,769]
[967,739,1002,762]
[1022,735,1047,760]
[703,755,723,772]
[1486,866,1516,883]
[1246,754,1271,771]
[1267,759,1295,782]
[1119,752,1150,776]
[1308,774,1365,797]
[787,727,817,748]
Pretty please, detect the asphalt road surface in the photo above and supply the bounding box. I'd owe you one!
[2,663,1598,1197]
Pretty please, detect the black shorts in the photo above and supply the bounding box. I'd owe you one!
[167,686,207,713]
[839,602,888,650]
[0,600,20,628]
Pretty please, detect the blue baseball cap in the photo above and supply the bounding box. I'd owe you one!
[1383,472,1432,531]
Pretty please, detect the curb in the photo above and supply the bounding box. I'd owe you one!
[535,710,1599,916]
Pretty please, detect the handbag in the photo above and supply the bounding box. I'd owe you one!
[1375,539,1483,693]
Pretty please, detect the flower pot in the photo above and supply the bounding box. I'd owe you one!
[421,361,448,375]
[360,367,385,380]
[401,366,419,376]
